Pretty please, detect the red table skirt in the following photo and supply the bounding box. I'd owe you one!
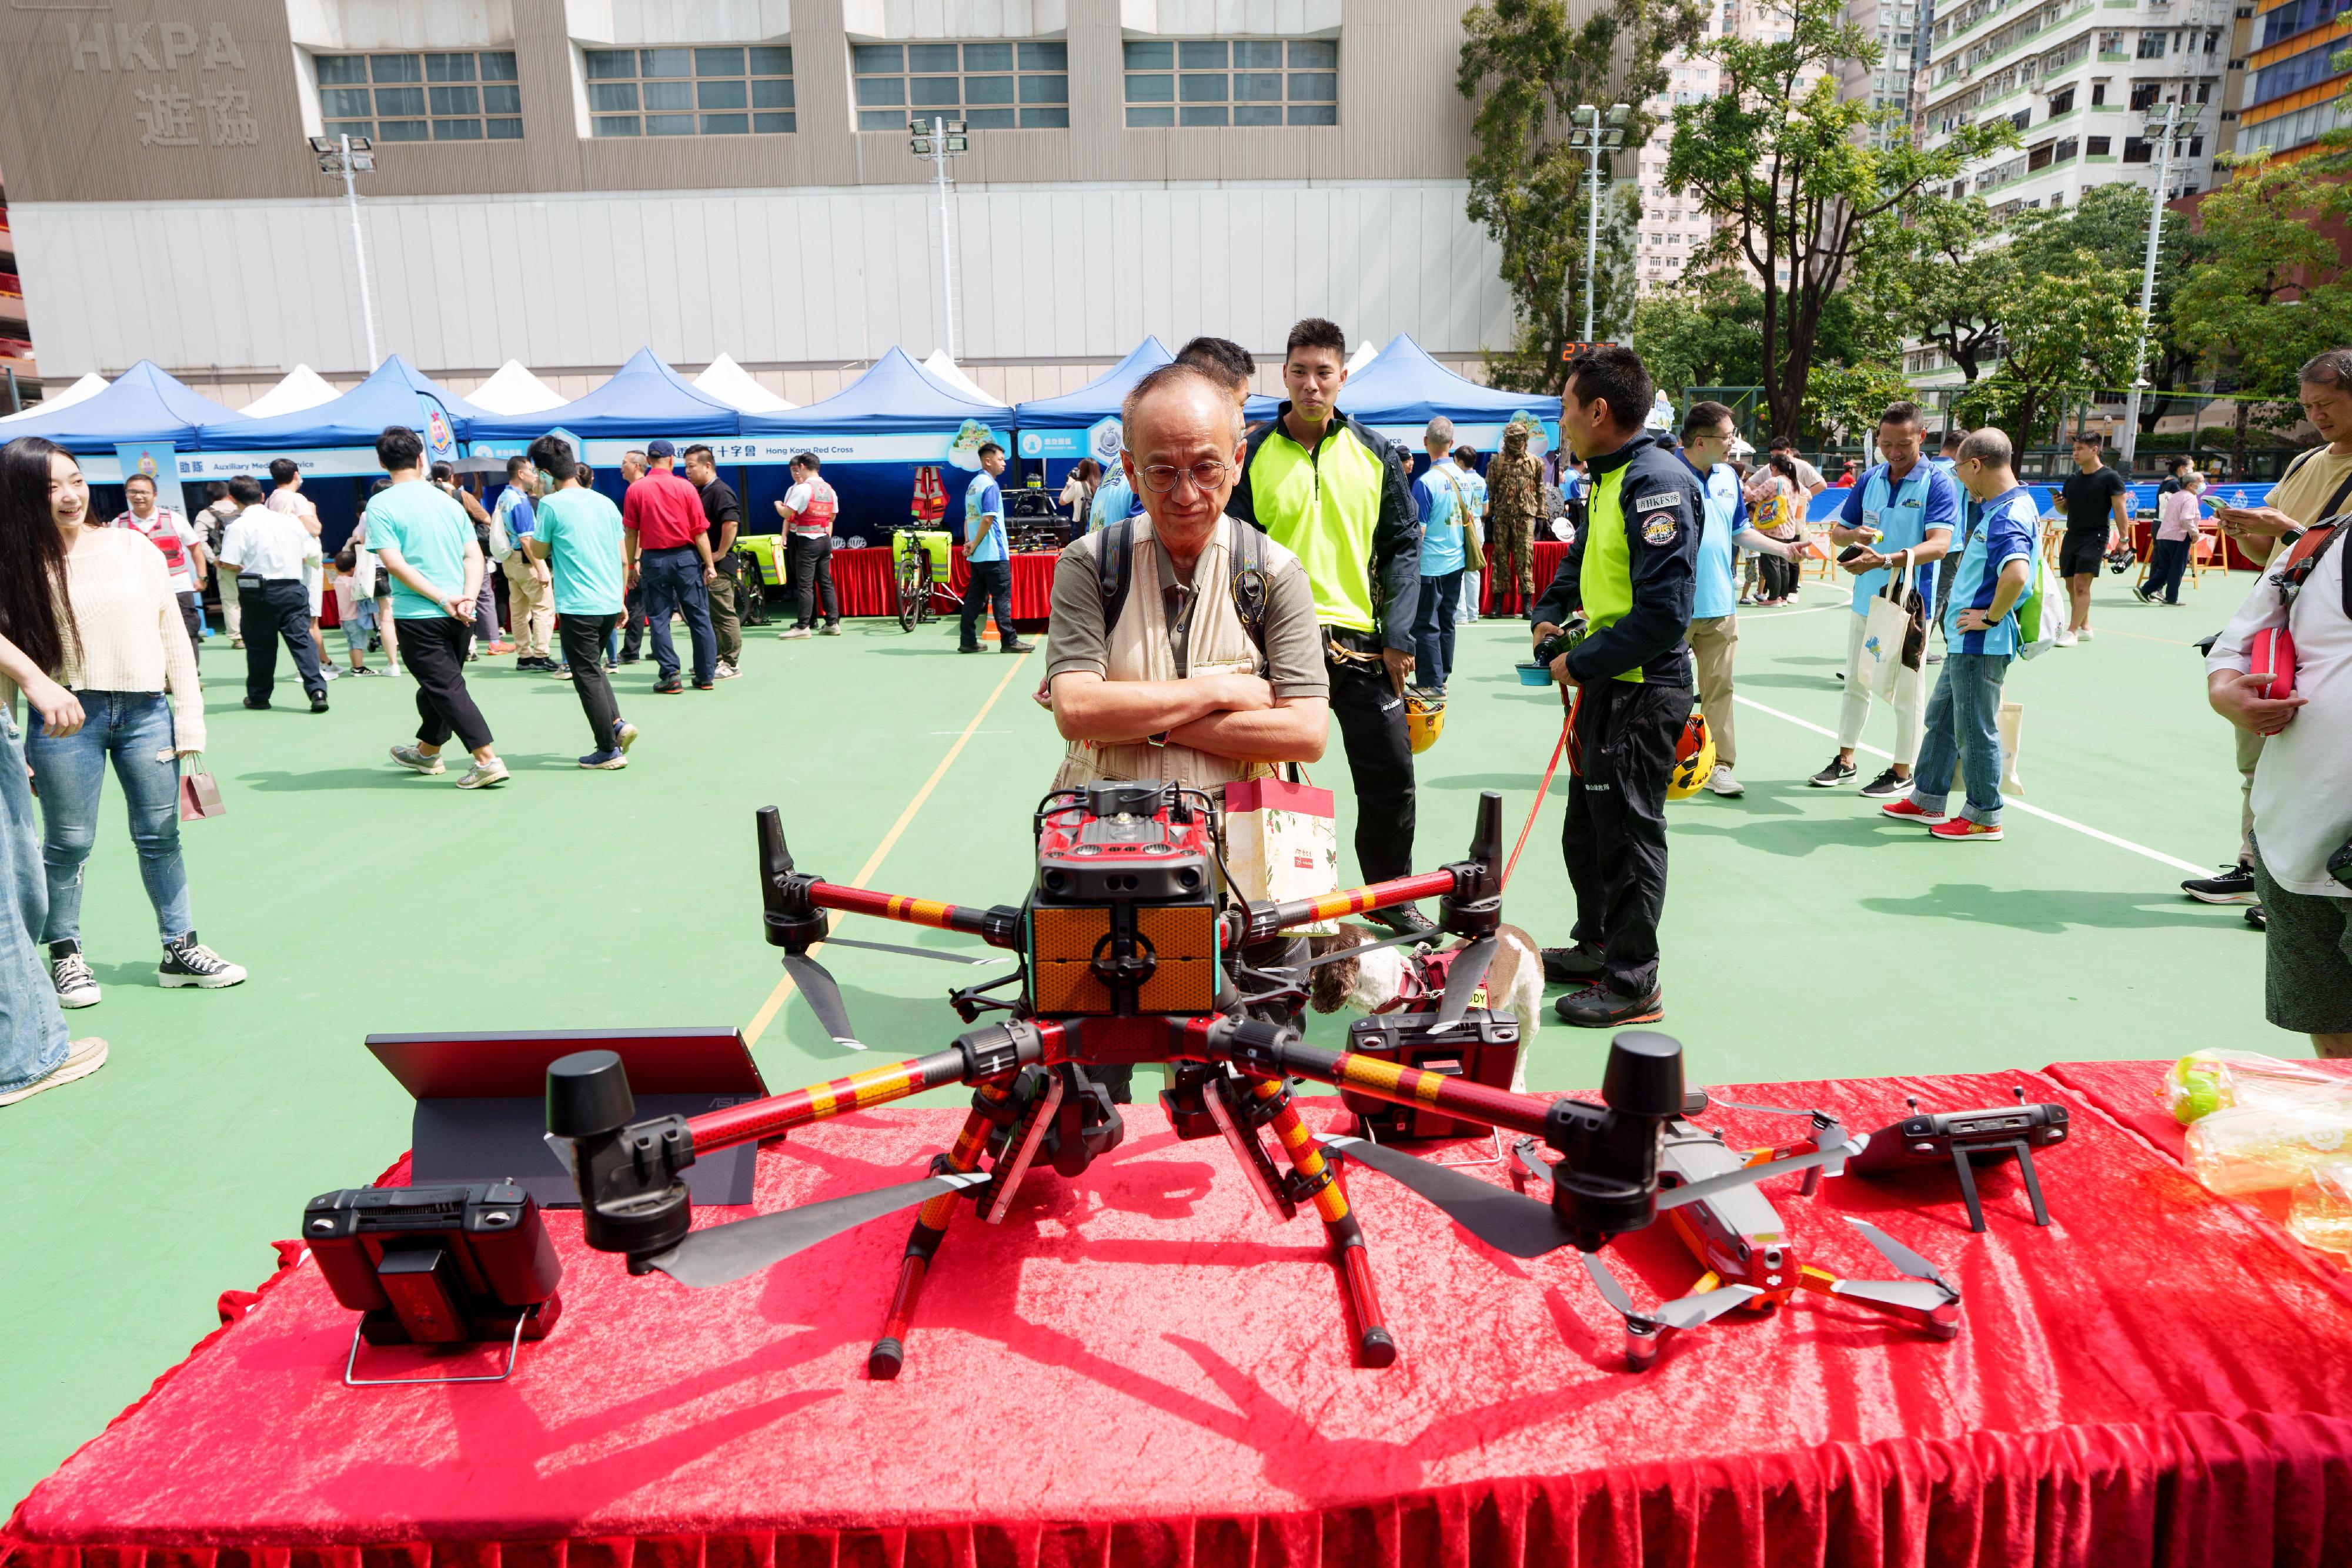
[11,1066,2352,1567]
[821,547,1055,623]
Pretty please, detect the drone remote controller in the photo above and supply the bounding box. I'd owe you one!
[1846,1088,2068,1231]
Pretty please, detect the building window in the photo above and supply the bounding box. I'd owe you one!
[2136,31,2168,56]
[318,52,521,142]
[2092,82,2107,105]
[853,41,1067,131]
[2123,135,2153,161]
[585,46,794,136]
[1121,39,1338,128]
[2130,81,2161,108]
[2047,86,2074,114]
[2087,133,2112,153]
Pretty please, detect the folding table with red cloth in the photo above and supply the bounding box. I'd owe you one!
[819,547,1054,624]
[9,1067,2352,1568]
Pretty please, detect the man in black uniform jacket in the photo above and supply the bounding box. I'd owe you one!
[1529,346,1703,1028]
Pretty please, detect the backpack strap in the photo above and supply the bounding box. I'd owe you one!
[1227,519,1269,654]
[1098,517,1135,637]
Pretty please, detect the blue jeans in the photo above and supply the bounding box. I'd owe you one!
[1909,653,2010,826]
[640,547,716,684]
[1414,569,1463,691]
[24,691,194,945]
[0,707,68,1094]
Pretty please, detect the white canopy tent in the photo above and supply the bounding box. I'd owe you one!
[236,364,340,417]
[466,359,569,415]
[0,371,109,423]
[1345,340,1380,375]
[692,352,795,413]
[921,349,996,407]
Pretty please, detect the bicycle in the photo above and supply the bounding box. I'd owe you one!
[892,528,956,633]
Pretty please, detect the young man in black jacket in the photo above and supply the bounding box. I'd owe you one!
[1529,346,1703,1027]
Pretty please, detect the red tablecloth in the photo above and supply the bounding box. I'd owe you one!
[1481,540,1568,614]
[11,1068,2352,1568]
[823,548,1055,623]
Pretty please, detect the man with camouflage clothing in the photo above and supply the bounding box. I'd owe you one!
[1486,421,1544,618]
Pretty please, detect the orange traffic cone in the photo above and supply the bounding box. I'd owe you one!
[981,606,1003,644]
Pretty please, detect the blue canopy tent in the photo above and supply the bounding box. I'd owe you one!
[1010,336,1173,487]
[193,356,496,553]
[463,347,744,514]
[1335,336,1561,467]
[736,348,1014,549]
[0,360,245,523]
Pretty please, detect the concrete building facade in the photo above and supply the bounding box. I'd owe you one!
[0,0,1514,404]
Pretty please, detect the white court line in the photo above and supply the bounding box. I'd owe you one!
[1742,601,1847,618]
[1731,694,2209,875]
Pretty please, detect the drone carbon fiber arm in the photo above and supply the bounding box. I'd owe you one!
[684,1022,1055,1155]
[800,881,1024,950]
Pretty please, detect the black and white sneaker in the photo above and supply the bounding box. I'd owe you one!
[159,932,248,989]
[1808,757,1857,788]
[2182,863,2258,905]
[1858,767,1907,799]
[49,944,99,1009]
[2247,903,2268,930]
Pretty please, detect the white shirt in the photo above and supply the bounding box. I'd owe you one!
[219,504,322,583]
[2209,536,2352,896]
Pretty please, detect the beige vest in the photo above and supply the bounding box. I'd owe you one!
[1053,516,1277,794]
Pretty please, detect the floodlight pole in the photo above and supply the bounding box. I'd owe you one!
[340,134,380,370]
[926,116,959,361]
[2118,99,2186,470]
[1571,105,1630,345]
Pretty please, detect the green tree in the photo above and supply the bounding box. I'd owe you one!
[1957,248,2141,443]
[1459,0,1703,392]
[2173,156,2352,466]
[1867,195,2006,385]
[1662,0,2012,435]
[1633,262,1899,433]
[2009,183,2200,436]
[1801,359,1913,446]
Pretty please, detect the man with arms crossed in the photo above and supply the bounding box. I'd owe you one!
[1049,363,1329,1099]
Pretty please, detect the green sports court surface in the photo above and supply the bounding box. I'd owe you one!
[0,566,2288,1506]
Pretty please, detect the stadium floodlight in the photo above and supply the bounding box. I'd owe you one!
[309,133,382,367]
[909,118,971,359]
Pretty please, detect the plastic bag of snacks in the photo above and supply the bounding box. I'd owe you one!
[2159,1049,2352,1125]
[2186,1105,2352,1196]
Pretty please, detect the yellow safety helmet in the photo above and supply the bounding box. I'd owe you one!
[1405,690,1446,755]
[1667,711,1717,800]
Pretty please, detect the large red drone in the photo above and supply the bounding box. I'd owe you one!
[544,786,1899,1375]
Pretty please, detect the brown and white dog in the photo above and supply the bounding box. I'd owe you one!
[1303,922,1546,1093]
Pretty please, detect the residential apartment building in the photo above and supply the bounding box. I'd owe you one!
[2229,0,2352,163]
[1916,0,2229,220]
[0,0,1508,404]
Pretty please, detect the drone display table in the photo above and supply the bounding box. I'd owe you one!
[11,1068,2352,1568]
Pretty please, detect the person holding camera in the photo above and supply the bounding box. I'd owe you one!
[1529,346,1702,1028]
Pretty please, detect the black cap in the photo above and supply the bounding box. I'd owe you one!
[546,1049,636,1138]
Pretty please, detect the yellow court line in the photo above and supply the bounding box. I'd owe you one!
[743,647,1035,1047]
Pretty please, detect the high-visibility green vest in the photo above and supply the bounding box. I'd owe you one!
[1244,419,1388,635]
[1579,467,1645,683]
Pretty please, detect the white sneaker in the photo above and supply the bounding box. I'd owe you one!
[779,626,813,641]
[2055,628,2078,647]
[2077,627,2094,641]
[0,1038,108,1108]
[457,758,511,790]
[50,948,100,1008]
[1704,766,1745,797]
[159,932,247,989]
[714,660,741,679]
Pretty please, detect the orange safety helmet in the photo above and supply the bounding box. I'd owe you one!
[1667,711,1716,800]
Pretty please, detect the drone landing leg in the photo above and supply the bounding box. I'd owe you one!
[870,1080,1015,1379]
[1245,1075,1397,1368]
[1948,1141,1989,1234]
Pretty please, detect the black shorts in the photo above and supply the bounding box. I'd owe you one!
[2059,530,2108,578]
[2253,848,2352,1035]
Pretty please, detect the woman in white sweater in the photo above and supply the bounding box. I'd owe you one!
[0,437,245,1008]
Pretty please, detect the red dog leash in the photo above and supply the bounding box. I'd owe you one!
[1502,686,1579,891]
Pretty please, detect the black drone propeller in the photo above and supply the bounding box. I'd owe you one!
[1327,1125,1862,1261]
[781,951,863,1050]
[642,1169,994,1288]
[1431,935,1500,1027]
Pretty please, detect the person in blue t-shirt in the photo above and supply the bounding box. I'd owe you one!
[958,444,1031,654]
[1809,401,1959,800]
[1411,419,1476,692]
[1680,402,1802,798]
[1884,427,2037,841]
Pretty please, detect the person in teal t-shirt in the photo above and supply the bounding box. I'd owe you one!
[525,433,637,769]
[365,424,505,788]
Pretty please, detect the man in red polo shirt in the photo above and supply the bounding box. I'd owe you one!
[620,439,719,693]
